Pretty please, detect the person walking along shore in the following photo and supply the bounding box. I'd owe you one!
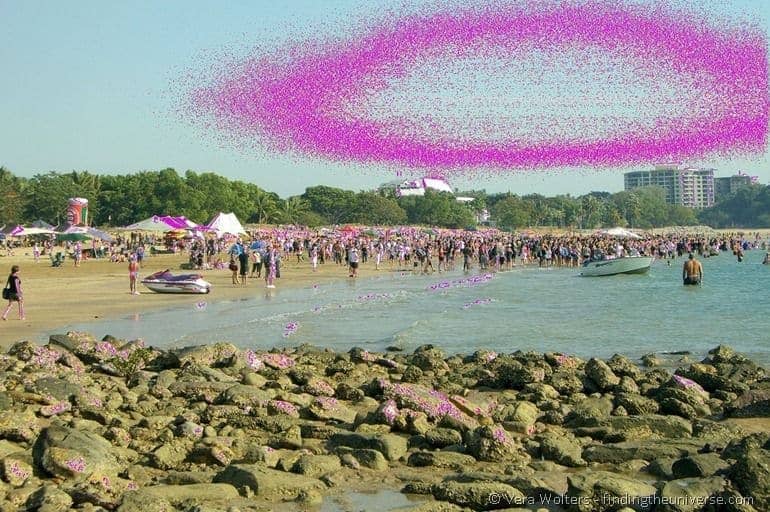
[2,265,24,320]
[128,255,140,295]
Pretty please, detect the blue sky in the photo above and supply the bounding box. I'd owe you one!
[1,0,768,198]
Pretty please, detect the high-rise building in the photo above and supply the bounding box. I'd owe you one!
[714,173,754,200]
[624,164,715,208]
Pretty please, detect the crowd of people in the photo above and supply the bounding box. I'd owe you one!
[109,227,763,296]
[3,227,767,299]
[210,228,767,282]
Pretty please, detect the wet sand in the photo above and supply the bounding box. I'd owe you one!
[0,251,380,349]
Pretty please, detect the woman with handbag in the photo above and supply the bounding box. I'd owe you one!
[2,265,24,321]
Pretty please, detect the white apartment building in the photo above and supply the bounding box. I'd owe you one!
[624,164,715,208]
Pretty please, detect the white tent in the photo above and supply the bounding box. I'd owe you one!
[598,227,641,239]
[206,212,246,237]
[6,225,57,236]
[119,215,198,232]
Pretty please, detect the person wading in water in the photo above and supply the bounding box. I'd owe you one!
[682,253,703,285]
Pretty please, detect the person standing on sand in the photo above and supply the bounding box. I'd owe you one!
[683,253,703,286]
[310,244,319,272]
[348,244,359,278]
[229,257,239,286]
[128,255,140,295]
[2,265,24,320]
[238,245,249,285]
[250,247,262,278]
[74,241,82,267]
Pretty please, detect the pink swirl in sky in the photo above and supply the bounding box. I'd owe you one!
[189,1,769,173]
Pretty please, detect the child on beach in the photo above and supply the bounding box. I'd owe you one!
[229,257,239,286]
[128,255,140,295]
[250,248,262,278]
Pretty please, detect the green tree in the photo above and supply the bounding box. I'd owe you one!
[699,184,769,228]
[23,172,82,225]
[579,195,601,229]
[277,197,310,225]
[0,167,27,225]
[490,195,534,230]
[251,188,279,224]
[398,190,474,228]
[612,191,641,227]
[351,192,407,225]
[547,195,579,227]
[666,205,698,226]
[633,187,669,228]
[600,201,624,226]
[302,186,357,225]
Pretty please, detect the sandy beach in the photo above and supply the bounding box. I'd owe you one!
[0,251,381,349]
[3,227,768,349]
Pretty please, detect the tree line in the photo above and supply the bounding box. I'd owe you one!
[0,167,766,229]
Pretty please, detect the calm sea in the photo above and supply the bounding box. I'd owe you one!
[46,249,770,365]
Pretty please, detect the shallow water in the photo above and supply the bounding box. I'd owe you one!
[46,250,770,365]
[319,490,427,512]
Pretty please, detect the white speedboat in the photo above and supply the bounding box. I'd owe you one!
[580,256,654,277]
[141,270,211,294]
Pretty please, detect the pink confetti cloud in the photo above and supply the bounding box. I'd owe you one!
[188,1,768,172]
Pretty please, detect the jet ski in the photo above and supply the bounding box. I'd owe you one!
[141,269,211,294]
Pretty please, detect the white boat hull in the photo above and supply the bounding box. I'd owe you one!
[580,256,654,277]
[141,280,211,293]
[141,271,212,294]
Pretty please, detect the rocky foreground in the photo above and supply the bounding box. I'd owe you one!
[0,335,768,512]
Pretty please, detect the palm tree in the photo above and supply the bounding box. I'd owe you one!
[580,195,601,229]
[0,167,26,225]
[278,197,310,225]
[252,189,278,224]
